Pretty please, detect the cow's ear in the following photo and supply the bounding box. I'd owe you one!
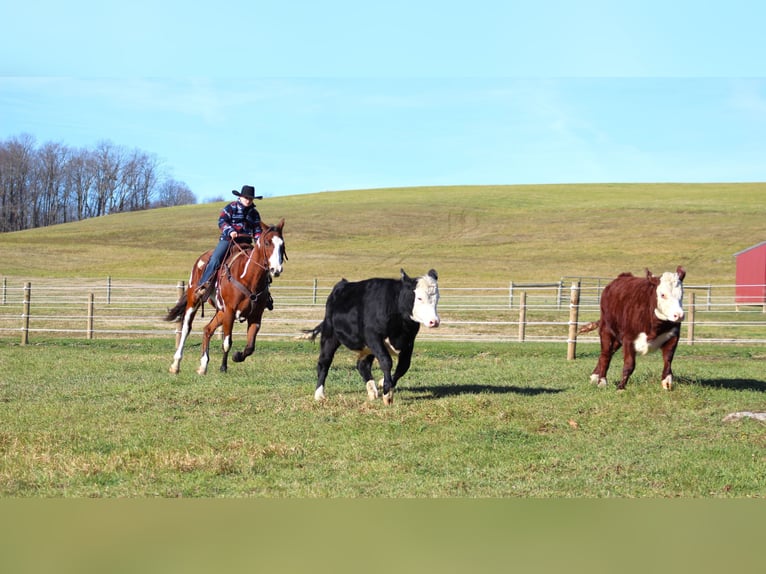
[400,269,410,281]
[645,268,653,279]
[676,266,686,281]
[428,269,438,281]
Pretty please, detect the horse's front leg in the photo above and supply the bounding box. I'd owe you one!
[233,316,261,363]
[197,311,223,375]
[170,304,198,374]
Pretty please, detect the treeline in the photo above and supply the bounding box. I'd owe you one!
[0,134,197,233]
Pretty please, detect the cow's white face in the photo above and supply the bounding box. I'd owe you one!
[655,271,684,322]
[411,272,440,328]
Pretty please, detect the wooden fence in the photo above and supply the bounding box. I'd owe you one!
[1,277,765,358]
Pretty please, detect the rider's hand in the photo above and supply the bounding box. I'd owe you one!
[230,231,238,240]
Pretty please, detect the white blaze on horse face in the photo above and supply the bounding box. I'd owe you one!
[268,236,284,277]
[410,274,440,328]
[654,271,684,322]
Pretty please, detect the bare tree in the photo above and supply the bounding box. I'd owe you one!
[34,141,71,227]
[154,178,197,207]
[0,134,195,231]
[65,147,97,221]
[0,134,36,232]
[92,140,121,217]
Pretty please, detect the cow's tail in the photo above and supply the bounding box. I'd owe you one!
[578,320,600,334]
[297,321,324,341]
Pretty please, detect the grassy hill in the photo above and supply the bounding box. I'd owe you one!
[1,183,763,285]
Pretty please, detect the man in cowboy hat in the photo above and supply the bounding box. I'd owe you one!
[195,185,269,304]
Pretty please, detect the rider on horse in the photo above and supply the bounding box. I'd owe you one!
[195,184,273,309]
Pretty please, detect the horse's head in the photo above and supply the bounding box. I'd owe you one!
[258,218,286,278]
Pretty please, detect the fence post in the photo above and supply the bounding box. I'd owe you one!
[87,292,95,340]
[509,282,514,309]
[106,275,112,304]
[2,277,6,305]
[686,292,695,345]
[518,291,527,341]
[312,278,318,305]
[21,282,31,345]
[567,281,580,360]
[557,280,564,310]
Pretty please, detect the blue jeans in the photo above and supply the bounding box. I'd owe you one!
[198,238,230,286]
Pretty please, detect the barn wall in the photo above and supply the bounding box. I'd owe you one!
[735,242,766,304]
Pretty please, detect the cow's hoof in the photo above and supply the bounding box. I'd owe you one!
[196,367,207,375]
[377,378,384,390]
[383,391,394,405]
[314,386,326,401]
[366,380,379,400]
[661,376,673,391]
[589,374,599,385]
[598,378,608,388]
[169,365,180,375]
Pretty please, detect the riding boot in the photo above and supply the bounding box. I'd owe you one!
[194,280,212,302]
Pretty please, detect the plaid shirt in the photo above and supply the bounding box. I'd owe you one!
[218,200,262,240]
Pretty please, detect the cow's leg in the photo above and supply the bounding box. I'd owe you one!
[170,304,198,374]
[659,335,680,390]
[617,338,637,390]
[391,342,414,388]
[367,340,395,405]
[357,352,378,400]
[197,312,223,375]
[591,329,619,387]
[315,335,340,400]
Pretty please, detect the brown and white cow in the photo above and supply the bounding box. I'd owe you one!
[579,266,686,390]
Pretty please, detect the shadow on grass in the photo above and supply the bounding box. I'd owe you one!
[404,384,564,400]
[685,377,766,392]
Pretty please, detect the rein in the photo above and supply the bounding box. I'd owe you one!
[221,233,273,312]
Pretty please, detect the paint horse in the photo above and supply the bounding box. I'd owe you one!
[165,219,286,375]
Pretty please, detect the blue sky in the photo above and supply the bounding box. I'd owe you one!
[2,1,765,202]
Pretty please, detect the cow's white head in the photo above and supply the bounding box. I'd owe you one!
[654,265,686,322]
[407,268,440,328]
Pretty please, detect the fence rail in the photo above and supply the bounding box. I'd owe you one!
[1,277,765,352]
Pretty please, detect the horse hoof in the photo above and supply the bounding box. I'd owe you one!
[383,391,394,406]
[232,352,244,363]
[314,386,326,401]
[169,366,180,375]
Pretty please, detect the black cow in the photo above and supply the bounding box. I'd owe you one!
[303,269,440,405]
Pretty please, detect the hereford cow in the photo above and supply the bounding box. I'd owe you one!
[302,269,440,405]
[579,266,686,390]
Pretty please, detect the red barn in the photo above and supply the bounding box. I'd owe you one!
[734,241,766,306]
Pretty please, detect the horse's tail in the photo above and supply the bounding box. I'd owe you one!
[165,293,189,322]
[297,321,324,341]
[578,320,600,334]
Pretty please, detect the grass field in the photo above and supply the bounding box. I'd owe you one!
[1,183,764,284]
[1,338,764,498]
[1,184,764,500]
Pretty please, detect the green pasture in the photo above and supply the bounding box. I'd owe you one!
[1,182,764,284]
[1,338,764,498]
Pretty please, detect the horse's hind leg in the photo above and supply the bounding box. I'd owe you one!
[170,304,198,374]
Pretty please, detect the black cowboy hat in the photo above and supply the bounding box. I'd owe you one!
[232,185,262,200]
